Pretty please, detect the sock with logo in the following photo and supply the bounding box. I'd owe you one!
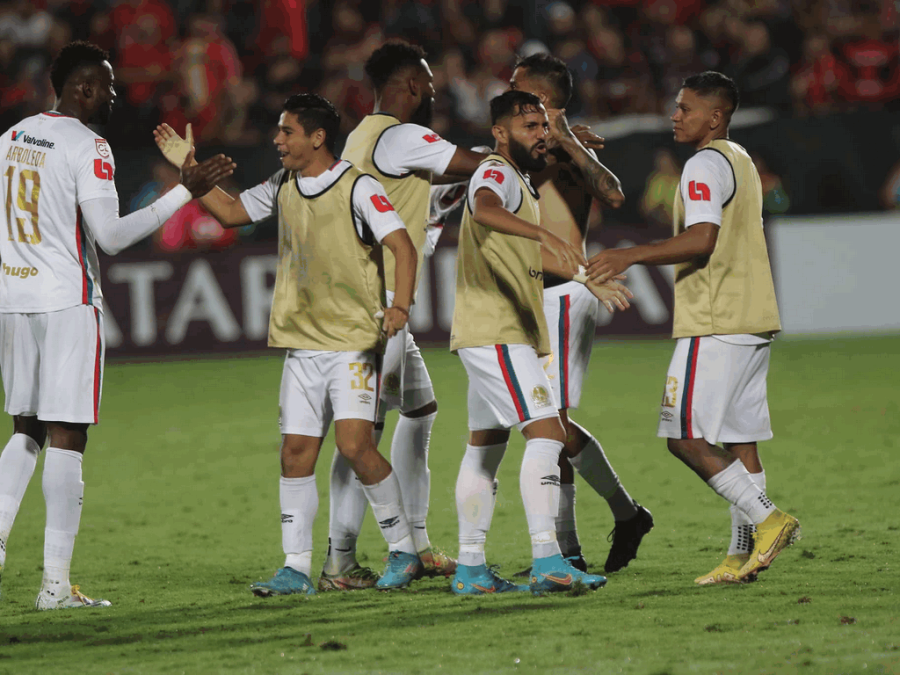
[0,434,42,568]
[520,438,564,560]
[568,424,638,521]
[362,471,416,556]
[556,482,580,557]
[279,475,317,578]
[727,471,766,556]
[391,410,437,554]
[708,460,776,525]
[456,443,507,567]
[41,448,84,594]
[323,450,368,575]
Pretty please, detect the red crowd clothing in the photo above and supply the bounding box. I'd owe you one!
[839,38,900,103]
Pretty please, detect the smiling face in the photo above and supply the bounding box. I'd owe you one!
[274,111,319,173]
[670,87,723,147]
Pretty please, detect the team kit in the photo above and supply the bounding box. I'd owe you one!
[0,40,800,609]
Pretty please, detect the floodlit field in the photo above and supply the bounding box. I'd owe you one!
[0,336,897,674]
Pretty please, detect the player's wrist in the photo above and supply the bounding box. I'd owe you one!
[391,306,410,318]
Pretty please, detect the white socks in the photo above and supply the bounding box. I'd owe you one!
[41,448,84,592]
[708,460,776,525]
[456,443,506,567]
[520,438,564,560]
[567,424,638,521]
[0,434,42,566]
[325,450,367,574]
[556,483,580,557]
[390,411,437,553]
[362,471,416,556]
[728,471,766,556]
[280,475,317,577]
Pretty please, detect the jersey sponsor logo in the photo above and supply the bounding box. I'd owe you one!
[370,194,395,213]
[688,180,711,201]
[2,264,39,279]
[95,139,110,158]
[483,168,505,184]
[662,376,678,407]
[422,133,442,143]
[94,159,114,180]
[528,267,543,281]
[532,385,551,408]
[9,131,55,149]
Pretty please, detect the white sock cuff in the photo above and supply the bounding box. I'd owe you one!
[11,433,42,456]
[523,437,564,457]
[707,458,749,491]
[462,443,507,477]
[751,471,766,491]
[45,447,83,464]
[280,475,316,489]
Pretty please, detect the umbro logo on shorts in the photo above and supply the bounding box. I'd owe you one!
[378,516,400,529]
[540,474,561,487]
[660,410,674,421]
[359,393,372,403]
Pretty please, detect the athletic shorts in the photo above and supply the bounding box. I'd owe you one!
[459,344,560,432]
[657,336,773,445]
[542,281,599,410]
[379,292,434,415]
[0,305,104,425]
[279,349,381,437]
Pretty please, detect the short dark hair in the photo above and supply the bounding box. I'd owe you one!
[490,90,544,125]
[514,53,573,108]
[682,71,740,116]
[49,41,109,98]
[283,94,341,153]
[364,41,427,92]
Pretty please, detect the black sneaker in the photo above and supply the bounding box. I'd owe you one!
[604,504,654,573]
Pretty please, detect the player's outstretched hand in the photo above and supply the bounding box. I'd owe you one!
[180,149,236,198]
[571,124,605,151]
[587,275,633,314]
[538,228,586,276]
[586,247,635,284]
[382,306,409,339]
[154,123,195,167]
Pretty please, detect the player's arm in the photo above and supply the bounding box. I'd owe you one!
[541,245,633,313]
[381,229,417,338]
[438,147,490,179]
[546,109,624,209]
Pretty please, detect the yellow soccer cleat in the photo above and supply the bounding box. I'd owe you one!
[737,509,801,581]
[35,584,111,610]
[418,548,458,578]
[695,554,750,585]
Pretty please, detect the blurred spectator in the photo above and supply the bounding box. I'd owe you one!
[591,26,656,117]
[751,152,790,215]
[109,0,178,51]
[836,13,900,109]
[445,38,508,133]
[639,148,681,228]
[657,24,707,112]
[726,21,791,110]
[256,0,309,60]
[790,33,847,115]
[0,0,53,49]
[879,161,900,210]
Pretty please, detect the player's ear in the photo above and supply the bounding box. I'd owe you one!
[492,124,507,145]
[312,128,325,150]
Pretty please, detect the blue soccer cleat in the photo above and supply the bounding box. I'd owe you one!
[452,564,528,595]
[530,554,607,594]
[250,567,316,597]
[376,551,422,590]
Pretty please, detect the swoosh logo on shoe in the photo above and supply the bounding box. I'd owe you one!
[472,584,496,593]
[542,573,573,585]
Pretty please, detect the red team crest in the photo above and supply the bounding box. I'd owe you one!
[95,138,110,158]
[688,180,710,201]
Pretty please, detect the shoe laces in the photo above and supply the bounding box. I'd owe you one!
[348,566,378,581]
[70,585,88,603]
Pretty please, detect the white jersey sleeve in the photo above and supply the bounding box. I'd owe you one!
[373,124,458,177]
[351,175,406,243]
[466,161,522,213]
[72,134,118,205]
[680,150,735,228]
[239,169,284,222]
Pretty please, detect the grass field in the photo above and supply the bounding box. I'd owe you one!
[0,336,897,675]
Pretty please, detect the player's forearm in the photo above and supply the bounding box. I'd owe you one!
[624,226,717,267]
[389,240,417,312]
[555,135,625,209]
[473,203,542,242]
[541,249,579,279]
[199,187,250,228]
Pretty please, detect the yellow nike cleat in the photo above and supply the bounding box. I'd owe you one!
[694,554,750,585]
[737,509,801,581]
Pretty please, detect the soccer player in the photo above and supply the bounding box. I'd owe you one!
[451,90,630,595]
[0,41,234,610]
[510,53,654,574]
[154,93,423,593]
[587,72,800,584]
[322,40,488,589]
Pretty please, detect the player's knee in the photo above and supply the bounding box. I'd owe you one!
[13,416,46,449]
[667,438,689,460]
[47,422,87,454]
[337,437,371,462]
[400,396,437,418]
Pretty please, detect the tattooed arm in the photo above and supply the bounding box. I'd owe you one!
[545,108,625,209]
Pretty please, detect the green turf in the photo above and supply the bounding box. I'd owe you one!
[0,336,897,674]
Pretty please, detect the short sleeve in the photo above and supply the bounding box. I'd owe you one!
[373,124,458,177]
[73,136,118,206]
[352,175,406,243]
[239,170,284,222]
[466,162,521,213]
[680,150,735,228]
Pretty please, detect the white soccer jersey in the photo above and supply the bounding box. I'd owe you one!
[466,160,525,212]
[372,124,457,177]
[680,149,735,228]
[0,112,116,313]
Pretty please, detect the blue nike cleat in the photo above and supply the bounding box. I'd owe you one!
[452,564,528,595]
[250,567,316,597]
[376,551,422,589]
[530,554,607,594]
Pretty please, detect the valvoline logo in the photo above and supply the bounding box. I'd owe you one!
[11,130,23,141]
[10,130,55,149]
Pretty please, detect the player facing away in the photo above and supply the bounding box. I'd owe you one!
[588,72,800,585]
[0,41,234,610]
[322,40,488,589]
[451,91,630,595]
[155,94,423,593]
[509,53,654,574]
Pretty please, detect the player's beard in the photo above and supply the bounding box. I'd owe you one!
[411,96,434,127]
[92,101,113,126]
[509,136,547,172]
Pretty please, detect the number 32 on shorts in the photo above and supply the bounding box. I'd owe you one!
[349,362,375,391]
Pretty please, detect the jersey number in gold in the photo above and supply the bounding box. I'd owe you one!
[4,166,41,244]
[349,362,375,392]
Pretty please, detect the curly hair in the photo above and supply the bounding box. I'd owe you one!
[364,41,427,92]
[49,41,110,98]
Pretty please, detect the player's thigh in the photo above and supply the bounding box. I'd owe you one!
[459,344,559,432]
[279,350,332,437]
[718,343,773,444]
[543,282,599,410]
[38,306,104,425]
[325,350,380,425]
[0,312,40,417]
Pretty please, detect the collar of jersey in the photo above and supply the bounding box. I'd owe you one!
[295,160,353,198]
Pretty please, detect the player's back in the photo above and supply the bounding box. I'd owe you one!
[0,112,114,313]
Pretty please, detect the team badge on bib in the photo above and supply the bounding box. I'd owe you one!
[95,139,110,158]
[532,385,551,408]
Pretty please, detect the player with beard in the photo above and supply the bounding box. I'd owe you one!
[0,41,233,609]
[509,53,654,576]
[322,41,488,590]
[450,90,631,594]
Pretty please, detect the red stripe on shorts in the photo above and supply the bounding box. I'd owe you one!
[92,308,101,424]
[496,344,525,422]
[684,337,699,439]
[75,208,88,304]
[561,295,571,409]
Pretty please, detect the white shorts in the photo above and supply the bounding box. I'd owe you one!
[379,292,434,415]
[542,281,599,410]
[279,349,381,437]
[0,306,104,425]
[459,344,560,432]
[657,336,773,445]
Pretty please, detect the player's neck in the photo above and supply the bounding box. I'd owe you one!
[53,99,88,124]
[299,152,337,179]
[695,130,729,150]
[372,95,413,124]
